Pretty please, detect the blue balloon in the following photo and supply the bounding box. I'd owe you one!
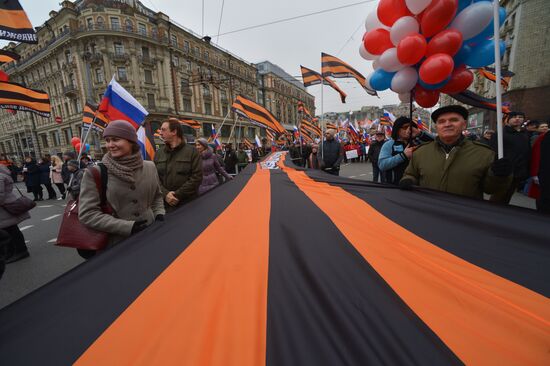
[465,39,506,68]
[369,69,396,91]
[467,7,506,43]
[454,44,472,66]
[418,77,451,90]
[85,143,90,152]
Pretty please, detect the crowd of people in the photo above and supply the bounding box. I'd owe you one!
[0,106,548,275]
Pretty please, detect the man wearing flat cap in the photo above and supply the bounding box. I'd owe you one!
[488,111,531,204]
[400,105,512,200]
[319,129,344,176]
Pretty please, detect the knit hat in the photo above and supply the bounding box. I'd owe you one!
[67,160,80,169]
[391,117,416,140]
[196,138,210,149]
[508,111,525,118]
[103,120,138,143]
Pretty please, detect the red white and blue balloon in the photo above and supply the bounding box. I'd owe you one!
[360,0,506,107]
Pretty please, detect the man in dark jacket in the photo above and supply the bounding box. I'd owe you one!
[367,132,386,183]
[401,105,512,199]
[61,151,75,185]
[538,132,550,214]
[489,111,531,204]
[223,144,238,174]
[155,118,202,212]
[319,129,344,176]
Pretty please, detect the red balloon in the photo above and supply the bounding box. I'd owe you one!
[420,0,459,38]
[71,137,81,147]
[419,53,455,84]
[426,29,463,57]
[75,143,82,152]
[414,85,440,108]
[377,0,412,27]
[363,28,393,55]
[440,66,474,94]
[397,33,427,65]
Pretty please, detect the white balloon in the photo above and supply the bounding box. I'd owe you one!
[378,48,405,72]
[372,58,381,70]
[359,43,377,61]
[405,0,433,15]
[449,1,493,40]
[365,10,387,31]
[391,67,418,94]
[398,92,412,103]
[390,16,419,46]
[365,73,374,90]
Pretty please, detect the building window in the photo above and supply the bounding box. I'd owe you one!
[96,16,105,29]
[202,123,212,137]
[114,42,124,55]
[183,40,190,52]
[65,50,72,63]
[170,34,177,47]
[95,68,104,83]
[182,98,192,112]
[186,61,192,72]
[40,134,49,148]
[144,69,153,84]
[125,19,134,32]
[141,46,150,58]
[204,102,212,115]
[204,51,209,61]
[221,125,231,137]
[117,67,128,81]
[247,127,256,138]
[202,84,211,97]
[172,55,179,66]
[50,131,61,146]
[194,46,200,57]
[221,104,228,117]
[147,93,155,109]
[138,23,146,36]
[86,18,93,29]
[110,17,120,31]
[63,128,72,144]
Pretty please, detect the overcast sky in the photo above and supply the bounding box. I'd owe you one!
[5,0,400,113]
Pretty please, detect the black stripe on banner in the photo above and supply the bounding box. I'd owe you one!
[0,0,24,11]
[297,160,550,297]
[0,90,49,104]
[266,168,462,366]
[321,60,363,76]
[0,164,258,365]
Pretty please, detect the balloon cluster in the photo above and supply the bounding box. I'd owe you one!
[71,137,90,153]
[360,0,506,107]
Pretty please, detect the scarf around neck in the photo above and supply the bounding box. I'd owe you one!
[102,152,143,184]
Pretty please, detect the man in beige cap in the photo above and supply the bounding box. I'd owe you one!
[319,129,344,176]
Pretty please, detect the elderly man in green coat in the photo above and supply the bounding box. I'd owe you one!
[400,105,512,200]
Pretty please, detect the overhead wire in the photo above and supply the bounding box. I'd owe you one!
[217,0,375,37]
[215,0,226,44]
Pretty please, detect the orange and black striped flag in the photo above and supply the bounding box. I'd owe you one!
[0,49,20,64]
[451,90,511,114]
[180,118,201,130]
[297,101,313,120]
[300,65,347,103]
[1,153,548,365]
[301,119,322,136]
[265,129,275,141]
[0,81,50,117]
[477,67,514,91]
[231,95,286,134]
[321,53,377,96]
[299,126,314,143]
[242,138,254,149]
[83,102,109,131]
[326,122,338,130]
[0,0,37,44]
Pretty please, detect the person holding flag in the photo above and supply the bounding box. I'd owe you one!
[155,118,202,212]
[78,120,165,252]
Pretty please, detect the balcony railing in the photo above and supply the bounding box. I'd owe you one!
[63,84,78,97]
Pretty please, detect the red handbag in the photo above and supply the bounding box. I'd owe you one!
[56,165,113,250]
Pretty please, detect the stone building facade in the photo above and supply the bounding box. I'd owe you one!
[0,0,314,159]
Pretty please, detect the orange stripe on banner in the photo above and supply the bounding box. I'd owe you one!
[76,167,271,366]
[281,164,550,366]
[0,9,33,30]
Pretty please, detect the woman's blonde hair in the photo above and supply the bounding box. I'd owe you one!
[51,155,63,167]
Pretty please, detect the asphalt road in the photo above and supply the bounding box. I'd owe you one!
[0,182,84,309]
[0,162,537,309]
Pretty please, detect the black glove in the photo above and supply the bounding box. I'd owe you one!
[491,158,513,177]
[131,220,148,234]
[155,214,164,222]
[399,178,414,190]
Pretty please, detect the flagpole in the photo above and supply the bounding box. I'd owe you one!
[320,80,325,160]
[493,1,504,159]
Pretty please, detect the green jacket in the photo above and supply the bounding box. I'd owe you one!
[154,141,202,205]
[402,138,511,200]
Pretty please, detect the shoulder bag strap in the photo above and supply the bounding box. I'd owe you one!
[88,165,108,206]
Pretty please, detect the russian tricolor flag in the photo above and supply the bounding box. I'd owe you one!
[137,126,156,161]
[99,77,148,129]
[211,125,221,149]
